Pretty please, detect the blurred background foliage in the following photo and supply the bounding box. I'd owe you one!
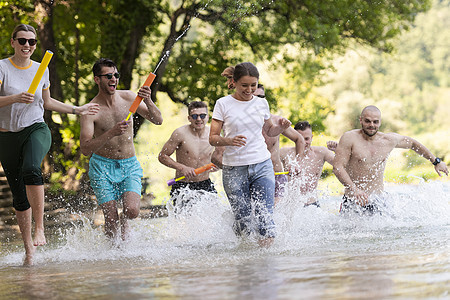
[0,0,448,203]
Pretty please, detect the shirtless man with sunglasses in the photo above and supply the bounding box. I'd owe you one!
[80,58,162,240]
[158,101,223,212]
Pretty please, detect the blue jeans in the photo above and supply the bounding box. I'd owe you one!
[222,158,276,238]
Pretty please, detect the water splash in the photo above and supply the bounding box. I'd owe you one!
[0,181,448,266]
[153,51,171,73]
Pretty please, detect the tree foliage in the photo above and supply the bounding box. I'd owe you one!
[0,0,433,190]
[322,0,450,160]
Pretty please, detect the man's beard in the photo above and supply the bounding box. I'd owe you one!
[362,127,378,137]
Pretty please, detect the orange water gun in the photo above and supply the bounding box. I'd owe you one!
[167,163,216,186]
[125,72,156,121]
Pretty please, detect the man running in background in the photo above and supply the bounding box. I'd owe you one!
[280,121,336,207]
[159,101,222,212]
[333,105,448,215]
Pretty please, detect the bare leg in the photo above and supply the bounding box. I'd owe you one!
[100,201,120,240]
[15,208,36,266]
[274,196,281,207]
[120,191,141,240]
[258,237,274,248]
[25,185,46,246]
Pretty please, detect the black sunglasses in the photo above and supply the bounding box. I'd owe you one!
[191,113,207,120]
[97,72,120,79]
[15,38,37,46]
[255,94,265,98]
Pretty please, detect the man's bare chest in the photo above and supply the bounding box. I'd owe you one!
[94,108,129,134]
[352,142,392,164]
[179,138,212,157]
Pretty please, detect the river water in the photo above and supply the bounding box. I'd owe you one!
[0,180,448,299]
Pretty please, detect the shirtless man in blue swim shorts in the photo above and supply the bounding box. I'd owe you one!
[80,58,163,240]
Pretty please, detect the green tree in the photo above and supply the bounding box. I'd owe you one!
[0,0,432,192]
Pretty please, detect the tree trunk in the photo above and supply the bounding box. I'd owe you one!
[34,0,66,173]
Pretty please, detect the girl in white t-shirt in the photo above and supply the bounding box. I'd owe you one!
[210,62,291,247]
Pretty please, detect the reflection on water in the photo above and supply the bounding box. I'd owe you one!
[0,181,449,299]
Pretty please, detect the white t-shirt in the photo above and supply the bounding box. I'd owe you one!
[212,94,271,166]
[0,58,50,132]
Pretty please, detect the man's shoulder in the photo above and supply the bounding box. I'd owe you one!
[340,129,362,142]
[344,129,361,136]
[280,146,295,157]
[379,131,401,139]
[312,146,334,158]
[173,124,190,134]
[171,125,196,140]
[311,145,327,152]
[116,89,134,100]
[377,132,405,145]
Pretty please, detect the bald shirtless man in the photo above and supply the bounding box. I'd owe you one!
[280,121,336,207]
[333,105,448,215]
[80,58,163,240]
[159,101,222,211]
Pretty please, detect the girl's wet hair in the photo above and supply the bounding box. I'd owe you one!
[233,62,259,82]
[11,24,36,39]
[221,66,235,89]
[222,63,259,88]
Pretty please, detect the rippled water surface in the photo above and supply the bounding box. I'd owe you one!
[0,181,449,299]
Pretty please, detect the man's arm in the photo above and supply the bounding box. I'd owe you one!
[333,132,369,205]
[135,87,163,125]
[323,148,335,166]
[282,127,305,159]
[262,117,291,137]
[323,142,337,165]
[80,114,129,156]
[211,146,225,169]
[158,129,197,179]
[395,134,448,176]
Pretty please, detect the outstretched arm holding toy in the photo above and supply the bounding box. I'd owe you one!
[135,85,162,124]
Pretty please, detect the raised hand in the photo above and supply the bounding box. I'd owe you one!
[111,120,130,136]
[77,103,100,115]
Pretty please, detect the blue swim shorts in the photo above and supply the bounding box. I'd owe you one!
[88,153,143,205]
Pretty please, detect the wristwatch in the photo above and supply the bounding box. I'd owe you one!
[432,157,441,165]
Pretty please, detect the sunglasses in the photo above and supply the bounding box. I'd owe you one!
[255,94,265,98]
[97,72,120,79]
[190,113,207,120]
[15,38,37,46]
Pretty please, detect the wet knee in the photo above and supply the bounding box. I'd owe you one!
[13,196,31,211]
[22,165,43,185]
[123,207,139,219]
